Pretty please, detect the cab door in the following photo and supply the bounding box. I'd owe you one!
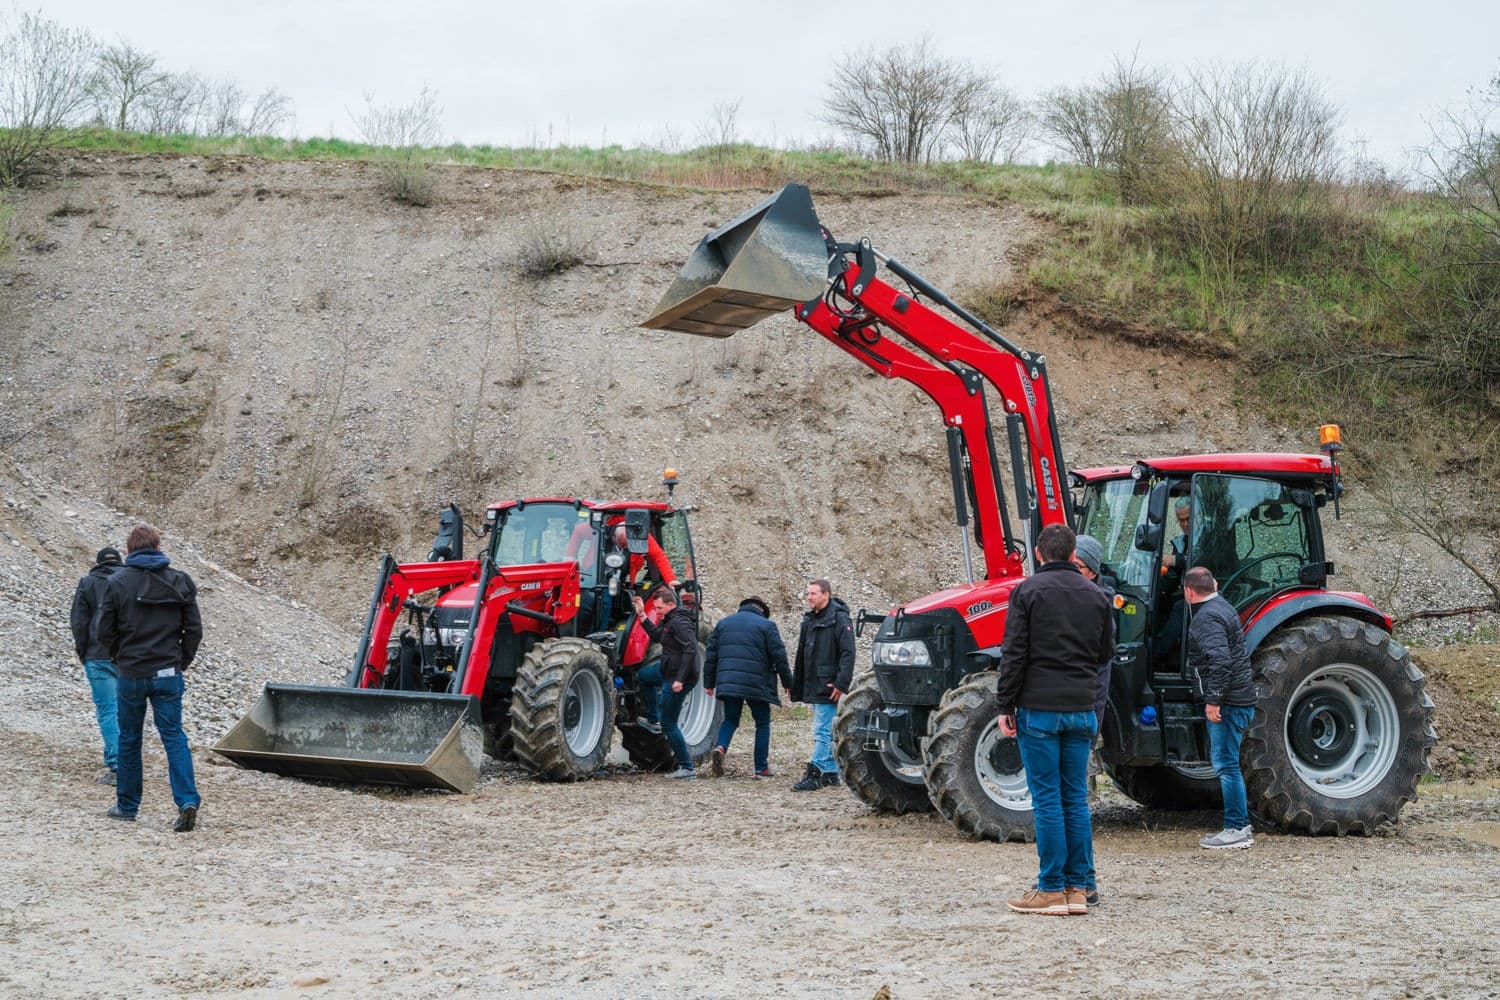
[1188,474,1319,615]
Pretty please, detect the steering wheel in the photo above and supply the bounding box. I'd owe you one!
[1219,552,1304,594]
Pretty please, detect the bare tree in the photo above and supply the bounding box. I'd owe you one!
[1036,85,1108,167]
[200,77,245,136]
[1096,54,1174,203]
[244,86,291,135]
[821,36,987,163]
[0,9,98,184]
[951,79,1032,163]
[135,70,205,135]
[353,87,444,205]
[89,40,164,131]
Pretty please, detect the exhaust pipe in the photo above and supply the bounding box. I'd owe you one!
[642,183,829,337]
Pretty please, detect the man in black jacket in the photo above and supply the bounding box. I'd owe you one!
[94,524,203,831]
[704,596,791,778]
[789,579,855,792]
[1184,566,1257,850]
[996,524,1113,916]
[634,585,700,780]
[70,546,124,782]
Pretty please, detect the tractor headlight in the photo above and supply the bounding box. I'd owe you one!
[438,627,468,647]
[604,551,626,569]
[873,639,932,667]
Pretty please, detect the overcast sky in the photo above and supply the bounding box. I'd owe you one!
[26,0,1500,169]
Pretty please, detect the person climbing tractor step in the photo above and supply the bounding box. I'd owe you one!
[634,585,700,780]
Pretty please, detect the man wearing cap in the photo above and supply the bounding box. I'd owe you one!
[703,596,792,778]
[70,546,125,783]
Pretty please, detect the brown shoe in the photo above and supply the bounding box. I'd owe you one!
[1064,888,1088,915]
[1006,888,1069,916]
[710,746,726,777]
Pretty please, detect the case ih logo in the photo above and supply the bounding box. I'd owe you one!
[520,582,541,591]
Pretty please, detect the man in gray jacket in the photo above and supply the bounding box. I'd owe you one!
[1183,566,1257,850]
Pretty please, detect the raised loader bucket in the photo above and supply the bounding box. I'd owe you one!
[642,183,829,337]
[212,684,484,793]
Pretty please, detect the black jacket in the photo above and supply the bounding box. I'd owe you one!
[1188,593,1255,707]
[94,550,203,680]
[70,557,122,662]
[704,603,792,704]
[995,562,1113,715]
[791,598,855,704]
[641,605,699,688]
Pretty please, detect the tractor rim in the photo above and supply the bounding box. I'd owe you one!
[677,680,715,747]
[1284,662,1400,799]
[973,719,1031,811]
[564,669,606,758]
[881,738,927,785]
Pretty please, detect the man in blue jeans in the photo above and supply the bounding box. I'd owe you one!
[996,524,1114,916]
[704,595,792,778]
[70,546,124,783]
[94,524,203,832]
[1184,566,1258,850]
[634,586,701,779]
[789,579,855,792]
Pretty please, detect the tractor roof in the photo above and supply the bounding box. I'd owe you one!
[1073,452,1335,482]
[484,498,673,514]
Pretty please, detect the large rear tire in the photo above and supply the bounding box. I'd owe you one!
[924,673,1036,842]
[1107,761,1222,810]
[1245,616,1435,835]
[833,672,935,814]
[620,642,722,773]
[510,637,615,781]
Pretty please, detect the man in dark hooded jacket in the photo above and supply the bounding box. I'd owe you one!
[634,585,700,779]
[95,524,203,831]
[790,579,855,791]
[704,596,791,778]
[70,546,124,782]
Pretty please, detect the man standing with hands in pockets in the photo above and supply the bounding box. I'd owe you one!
[995,524,1114,916]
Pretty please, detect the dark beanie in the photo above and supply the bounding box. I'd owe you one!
[96,547,123,566]
[740,596,771,618]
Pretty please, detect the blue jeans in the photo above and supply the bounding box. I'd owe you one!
[116,672,200,816]
[1208,704,1255,830]
[716,697,772,772]
[658,685,692,770]
[83,659,119,771]
[637,661,662,725]
[1016,707,1097,893]
[810,701,839,776]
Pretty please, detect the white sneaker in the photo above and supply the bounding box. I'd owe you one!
[668,767,697,780]
[1199,825,1253,850]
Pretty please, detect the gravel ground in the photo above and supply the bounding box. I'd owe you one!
[2,696,1498,1000]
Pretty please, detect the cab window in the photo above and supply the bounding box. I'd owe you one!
[1188,475,1315,611]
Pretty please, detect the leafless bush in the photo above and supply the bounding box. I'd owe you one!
[1037,85,1108,167]
[696,98,742,162]
[300,321,371,508]
[89,40,163,131]
[821,36,992,163]
[0,9,98,184]
[1152,61,1343,279]
[514,193,594,278]
[353,87,443,206]
[1037,54,1173,200]
[950,79,1032,163]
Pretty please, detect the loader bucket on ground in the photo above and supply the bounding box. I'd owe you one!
[642,183,828,337]
[212,684,484,793]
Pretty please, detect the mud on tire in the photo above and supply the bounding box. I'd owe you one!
[1245,616,1436,835]
[923,672,1035,842]
[510,637,615,781]
[833,671,934,814]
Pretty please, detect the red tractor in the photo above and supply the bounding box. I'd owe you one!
[645,184,1434,839]
[215,476,722,791]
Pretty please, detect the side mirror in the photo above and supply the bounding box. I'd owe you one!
[1134,483,1168,552]
[623,509,651,555]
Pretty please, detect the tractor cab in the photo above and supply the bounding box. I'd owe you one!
[1073,453,1343,769]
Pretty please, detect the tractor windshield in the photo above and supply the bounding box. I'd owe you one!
[492,503,593,578]
[1078,478,1155,595]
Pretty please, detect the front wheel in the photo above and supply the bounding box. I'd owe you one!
[923,673,1036,842]
[832,672,935,814]
[509,637,615,781]
[1244,616,1435,835]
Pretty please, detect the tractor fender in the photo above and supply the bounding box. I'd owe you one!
[1244,591,1390,653]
